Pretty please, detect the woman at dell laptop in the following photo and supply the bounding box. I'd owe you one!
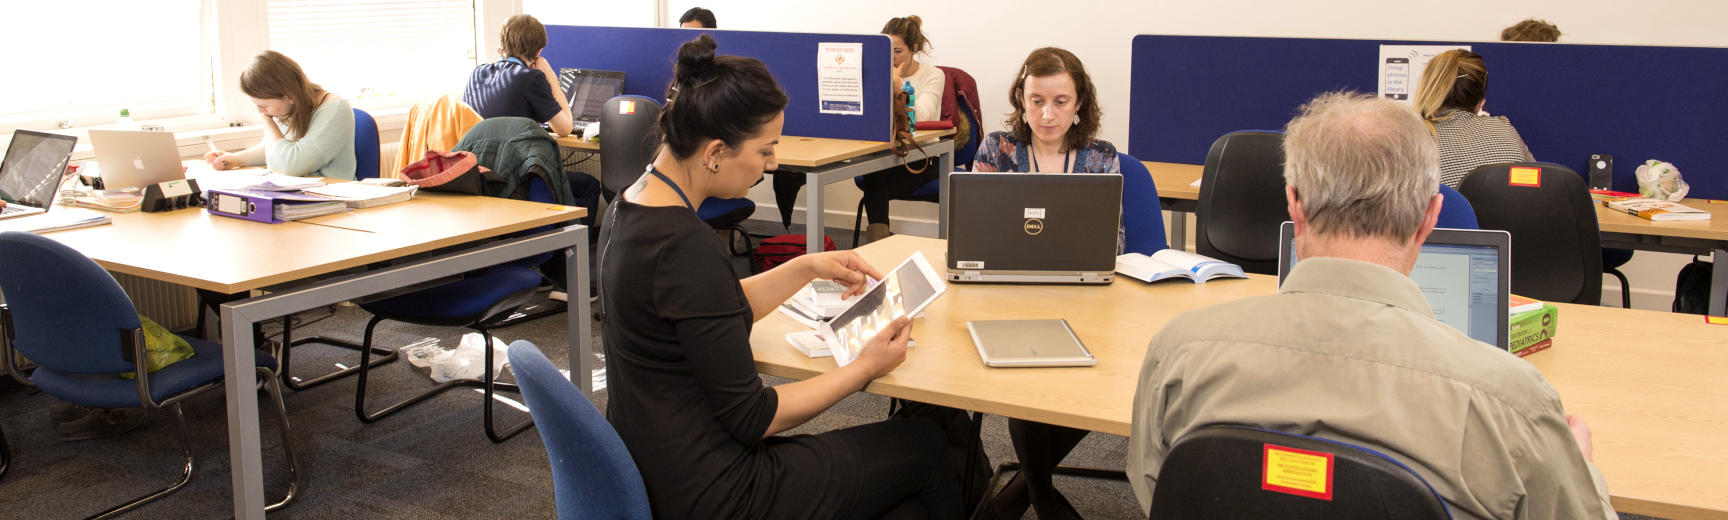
[598,35,964,518]
[204,50,356,180]
[974,47,1118,520]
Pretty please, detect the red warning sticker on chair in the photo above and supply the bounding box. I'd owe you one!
[1705,316,1728,325]
[619,100,636,115]
[1263,444,1334,500]
[1509,166,1542,187]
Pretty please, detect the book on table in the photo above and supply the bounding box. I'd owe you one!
[1508,302,1559,357]
[1601,197,1711,221]
[1115,249,1247,283]
[302,182,417,209]
[0,208,111,234]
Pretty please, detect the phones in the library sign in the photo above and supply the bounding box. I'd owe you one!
[1383,57,1410,100]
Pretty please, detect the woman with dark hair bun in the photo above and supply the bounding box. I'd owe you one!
[597,34,963,519]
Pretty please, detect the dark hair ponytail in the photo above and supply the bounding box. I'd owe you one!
[658,35,789,159]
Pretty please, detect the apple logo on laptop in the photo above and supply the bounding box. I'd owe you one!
[133,157,147,171]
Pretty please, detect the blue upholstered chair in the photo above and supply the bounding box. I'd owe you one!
[1120,153,1170,255]
[353,107,381,180]
[507,341,653,520]
[0,231,300,516]
[1148,425,1451,519]
[1436,184,1478,230]
[274,107,400,391]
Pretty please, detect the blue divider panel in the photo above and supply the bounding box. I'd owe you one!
[1129,35,1728,198]
[544,26,891,142]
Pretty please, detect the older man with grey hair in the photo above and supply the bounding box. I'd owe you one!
[1126,92,1614,519]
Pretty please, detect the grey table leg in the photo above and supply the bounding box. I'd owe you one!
[223,309,267,519]
[568,231,594,395]
[1712,248,1727,316]
[1169,211,1189,252]
[938,148,954,239]
[806,171,824,253]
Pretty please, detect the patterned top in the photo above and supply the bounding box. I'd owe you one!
[1433,110,1534,188]
[973,131,1125,253]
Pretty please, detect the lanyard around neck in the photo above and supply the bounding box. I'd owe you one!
[1030,147,1072,173]
[646,166,696,211]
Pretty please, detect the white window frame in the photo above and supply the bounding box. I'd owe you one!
[0,0,520,153]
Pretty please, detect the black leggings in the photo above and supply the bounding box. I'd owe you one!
[995,419,1090,519]
[744,417,963,519]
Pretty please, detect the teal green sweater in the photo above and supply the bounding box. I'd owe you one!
[238,97,356,180]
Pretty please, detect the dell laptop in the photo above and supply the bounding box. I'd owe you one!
[946,172,1122,284]
[88,129,186,190]
[559,68,626,126]
[1276,221,1513,349]
[0,130,78,220]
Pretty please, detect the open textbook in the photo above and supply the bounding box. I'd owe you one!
[1115,249,1246,284]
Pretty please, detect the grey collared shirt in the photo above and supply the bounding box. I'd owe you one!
[1128,257,1614,519]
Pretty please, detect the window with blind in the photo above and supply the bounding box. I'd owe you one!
[0,1,206,128]
[266,0,478,109]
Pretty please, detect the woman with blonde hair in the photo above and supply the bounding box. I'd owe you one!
[205,50,355,179]
[1413,49,1532,187]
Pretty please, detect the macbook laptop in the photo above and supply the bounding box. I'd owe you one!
[88,129,186,190]
[946,173,1121,284]
[0,130,78,220]
[558,68,626,126]
[1276,221,1512,349]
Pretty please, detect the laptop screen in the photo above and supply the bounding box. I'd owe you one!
[0,130,77,208]
[559,68,625,122]
[1277,222,1511,348]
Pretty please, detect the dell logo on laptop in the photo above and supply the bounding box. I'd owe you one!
[1023,219,1044,236]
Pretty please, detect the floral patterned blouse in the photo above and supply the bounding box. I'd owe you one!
[972,131,1125,252]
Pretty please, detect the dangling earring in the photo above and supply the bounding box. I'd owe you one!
[1072,115,1080,125]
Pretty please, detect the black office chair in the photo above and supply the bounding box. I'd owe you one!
[1457,162,1603,305]
[1194,131,1288,275]
[1148,425,1451,519]
[597,95,662,202]
[598,95,755,256]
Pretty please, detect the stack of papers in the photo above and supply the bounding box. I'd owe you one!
[0,208,112,234]
[67,189,143,213]
[303,183,417,209]
[777,280,863,328]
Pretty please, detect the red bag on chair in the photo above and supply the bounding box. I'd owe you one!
[755,234,835,272]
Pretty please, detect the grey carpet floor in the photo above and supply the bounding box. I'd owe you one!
[0,221,1664,519]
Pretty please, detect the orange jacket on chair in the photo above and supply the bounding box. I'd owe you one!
[394,95,483,176]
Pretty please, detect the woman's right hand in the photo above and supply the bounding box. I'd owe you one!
[204,151,234,170]
[854,317,913,378]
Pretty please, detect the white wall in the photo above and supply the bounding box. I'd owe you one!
[667,0,1728,310]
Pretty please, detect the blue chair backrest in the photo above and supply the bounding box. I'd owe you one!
[0,232,141,374]
[1435,184,1477,229]
[1119,153,1169,255]
[353,108,381,180]
[507,341,652,520]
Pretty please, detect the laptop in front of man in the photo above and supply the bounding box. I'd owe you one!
[1276,221,1513,349]
[559,68,626,126]
[946,172,1122,284]
[88,129,187,190]
[0,130,79,220]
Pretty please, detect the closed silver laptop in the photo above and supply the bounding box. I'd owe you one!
[945,172,1121,284]
[88,129,186,190]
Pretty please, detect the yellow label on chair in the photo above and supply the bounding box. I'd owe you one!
[1263,444,1334,500]
[1705,316,1728,325]
[1509,166,1542,187]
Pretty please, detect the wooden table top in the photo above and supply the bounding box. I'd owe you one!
[557,128,954,168]
[44,176,585,294]
[751,235,1728,518]
[1143,160,1728,244]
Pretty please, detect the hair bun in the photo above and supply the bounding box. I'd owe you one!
[675,34,719,84]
